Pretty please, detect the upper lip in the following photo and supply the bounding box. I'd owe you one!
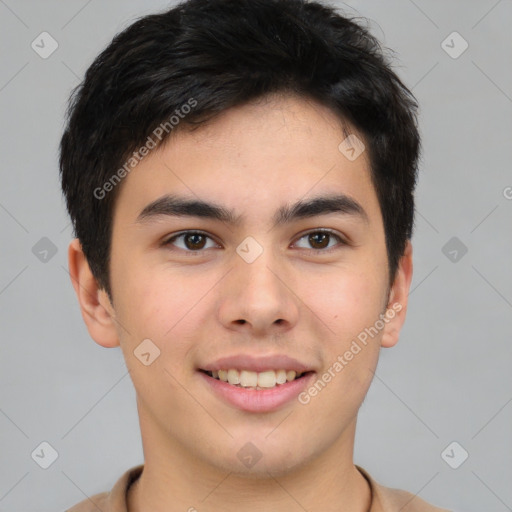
[200,354,314,373]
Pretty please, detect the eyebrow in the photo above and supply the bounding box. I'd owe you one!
[135,193,369,228]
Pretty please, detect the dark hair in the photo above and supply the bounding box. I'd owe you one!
[60,0,420,301]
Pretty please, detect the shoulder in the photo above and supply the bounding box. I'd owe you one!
[356,466,452,512]
[65,464,144,512]
[66,491,109,512]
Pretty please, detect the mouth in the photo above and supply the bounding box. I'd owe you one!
[197,354,315,412]
[199,368,312,390]
[198,367,315,412]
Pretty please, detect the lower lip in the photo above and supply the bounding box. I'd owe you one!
[198,371,315,413]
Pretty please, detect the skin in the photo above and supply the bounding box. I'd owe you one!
[68,93,413,512]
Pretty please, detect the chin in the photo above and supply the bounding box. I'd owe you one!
[205,437,315,479]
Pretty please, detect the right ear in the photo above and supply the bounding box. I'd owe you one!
[67,238,120,348]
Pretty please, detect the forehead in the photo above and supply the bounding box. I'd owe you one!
[112,94,380,226]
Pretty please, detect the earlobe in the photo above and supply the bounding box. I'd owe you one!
[67,238,120,348]
[380,240,413,349]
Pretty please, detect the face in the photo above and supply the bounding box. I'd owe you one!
[73,93,412,478]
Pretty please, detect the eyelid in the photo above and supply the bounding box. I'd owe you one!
[162,230,220,248]
[162,228,348,252]
[292,228,348,251]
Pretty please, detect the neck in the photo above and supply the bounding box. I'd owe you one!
[128,407,371,512]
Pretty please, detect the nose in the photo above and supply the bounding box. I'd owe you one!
[217,247,300,336]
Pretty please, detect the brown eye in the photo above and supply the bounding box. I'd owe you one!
[163,231,218,251]
[183,233,207,250]
[294,230,345,251]
[308,232,329,249]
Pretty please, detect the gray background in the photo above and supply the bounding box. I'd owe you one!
[1,0,511,510]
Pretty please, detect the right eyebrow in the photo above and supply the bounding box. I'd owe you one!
[136,194,242,225]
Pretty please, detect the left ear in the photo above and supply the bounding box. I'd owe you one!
[380,240,413,348]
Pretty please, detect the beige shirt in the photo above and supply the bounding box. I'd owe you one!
[66,464,451,512]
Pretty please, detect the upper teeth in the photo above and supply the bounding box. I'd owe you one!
[211,369,303,388]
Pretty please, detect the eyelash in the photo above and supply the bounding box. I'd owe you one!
[162,229,347,253]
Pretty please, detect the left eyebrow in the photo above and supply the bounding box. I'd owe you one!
[135,193,369,227]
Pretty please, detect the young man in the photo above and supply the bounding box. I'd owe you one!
[61,0,450,510]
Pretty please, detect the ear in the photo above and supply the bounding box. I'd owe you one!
[380,240,413,349]
[67,238,120,348]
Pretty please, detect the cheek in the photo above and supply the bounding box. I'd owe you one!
[301,264,386,394]
[304,265,386,336]
[113,266,211,359]
[296,269,385,423]
[113,271,198,403]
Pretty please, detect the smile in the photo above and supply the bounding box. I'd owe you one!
[203,369,306,389]
[198,369,315,412]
